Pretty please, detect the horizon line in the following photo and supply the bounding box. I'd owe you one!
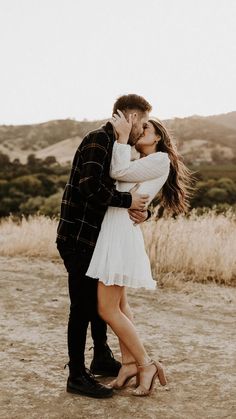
[0,109,235,127]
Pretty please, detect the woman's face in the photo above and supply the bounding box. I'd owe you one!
[135,121,160,153]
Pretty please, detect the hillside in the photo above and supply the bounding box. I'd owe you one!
[36,136,83,164]
[207,111,236,130]
[0,118,106,163]
[0,112,235,164]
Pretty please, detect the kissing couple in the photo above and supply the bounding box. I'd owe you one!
[56,94,191,398]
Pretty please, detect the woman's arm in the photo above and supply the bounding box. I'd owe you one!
[110,142,170,182]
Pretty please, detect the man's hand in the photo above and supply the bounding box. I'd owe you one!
[128,209,148,224]
[129,184,149,210]
[110,110,133,143]
[129,190,149,210]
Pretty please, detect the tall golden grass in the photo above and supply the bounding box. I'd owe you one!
[0,211,235,285]
[142,210,236,286]
[0,216,58,258]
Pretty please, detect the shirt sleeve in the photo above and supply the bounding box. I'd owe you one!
[110,142,170,182]
[78,132,132,208]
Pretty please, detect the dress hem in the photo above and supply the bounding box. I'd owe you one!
[98,279,156,290]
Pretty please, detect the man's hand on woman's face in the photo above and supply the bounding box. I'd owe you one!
[110,110,133,143]
[128,209,148,224]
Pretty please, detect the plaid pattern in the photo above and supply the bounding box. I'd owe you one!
[56,122,132,250]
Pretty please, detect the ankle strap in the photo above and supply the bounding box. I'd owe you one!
[137,359,154,369]
[122,361,137,366]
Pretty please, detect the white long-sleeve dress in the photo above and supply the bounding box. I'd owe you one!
[86,142,170,289]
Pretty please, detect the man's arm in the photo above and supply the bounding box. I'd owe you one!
[78,131,132,208]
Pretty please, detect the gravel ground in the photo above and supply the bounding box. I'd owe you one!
[0,256,236,419]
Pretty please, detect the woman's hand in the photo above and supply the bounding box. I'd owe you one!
[110,110,133,144]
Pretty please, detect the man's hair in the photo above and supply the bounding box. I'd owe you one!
[113,94,152,115]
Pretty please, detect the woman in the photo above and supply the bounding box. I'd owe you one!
[86,114,192,396]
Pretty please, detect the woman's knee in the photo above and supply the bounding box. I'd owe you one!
[97,300,108,320]
[98,302,117,323]
[120,300,131,314]
[97,282,122,321]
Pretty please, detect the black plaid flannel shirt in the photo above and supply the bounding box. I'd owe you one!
[56,122,132,251]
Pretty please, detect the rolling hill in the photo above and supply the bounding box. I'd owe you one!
[36,136,83,164]
[0,111,235,164]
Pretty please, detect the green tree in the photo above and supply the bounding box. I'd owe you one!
[19,196,45,215]
[206,187,229,203]
[0,179,8,197]
[43,155,57,166]
[0,151,10,168]
[11,175,43,196]
[39,191,62,216]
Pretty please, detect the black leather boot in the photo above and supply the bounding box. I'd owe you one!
[89,344,121,377]
[65,363,113,398]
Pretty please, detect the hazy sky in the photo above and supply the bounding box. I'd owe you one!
[0,0,236,125]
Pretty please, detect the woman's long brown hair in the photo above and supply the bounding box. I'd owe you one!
[149,117,194,214]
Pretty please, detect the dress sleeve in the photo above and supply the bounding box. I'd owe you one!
[110,142,170,182]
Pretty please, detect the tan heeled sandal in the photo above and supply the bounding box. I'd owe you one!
[132,359,167,397]
[108,361,139,389]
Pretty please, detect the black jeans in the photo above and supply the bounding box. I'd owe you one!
[57,241,107,370]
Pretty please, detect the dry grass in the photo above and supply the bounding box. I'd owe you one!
[0,211,235,285]
[0,215,58,258]
[142,210,236,286]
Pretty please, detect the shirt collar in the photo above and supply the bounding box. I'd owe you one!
[101,121,117,143]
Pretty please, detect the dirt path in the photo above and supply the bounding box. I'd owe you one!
[0,256,235,419]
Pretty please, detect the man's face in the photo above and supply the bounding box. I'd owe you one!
[128,111,149,145]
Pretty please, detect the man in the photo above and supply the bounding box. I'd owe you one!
[56,94,152,398]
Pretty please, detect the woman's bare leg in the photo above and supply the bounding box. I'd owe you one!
[111,288,137,386]
[98,282,157,389]
[119,288,135,363]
